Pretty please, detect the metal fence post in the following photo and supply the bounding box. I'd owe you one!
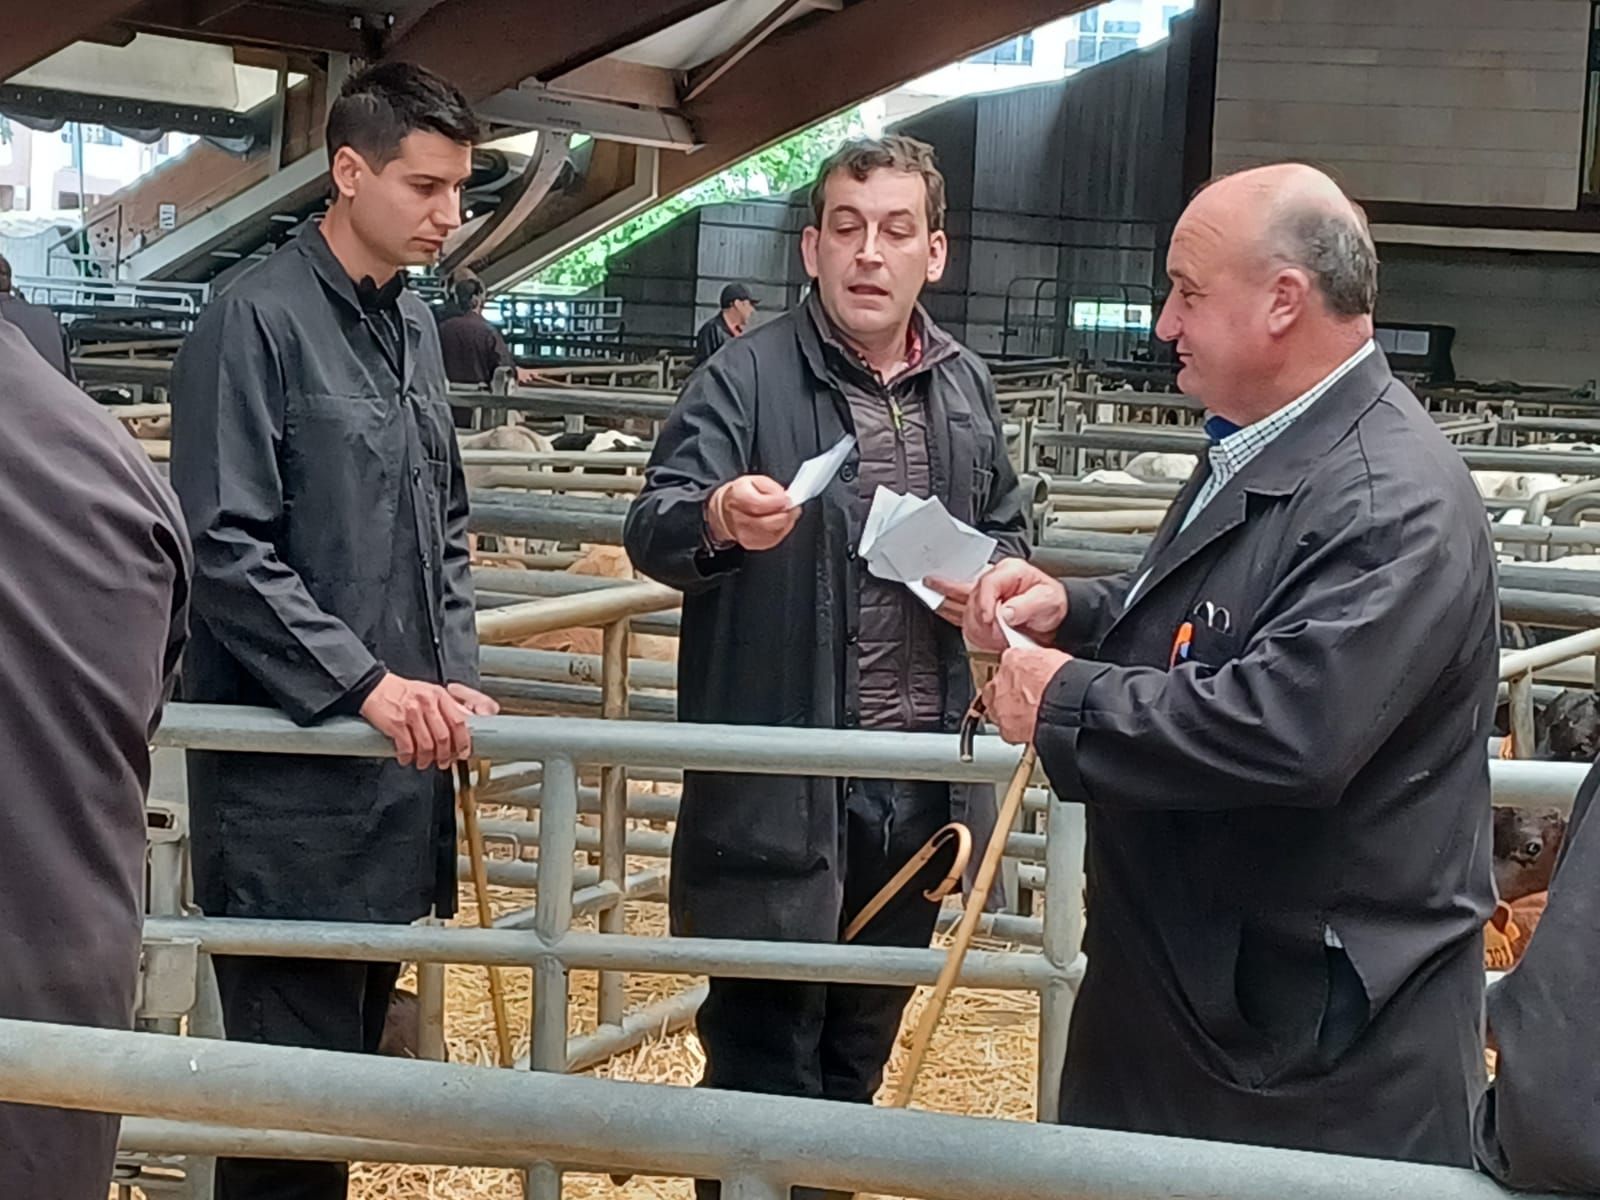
[416,938,447,1062]
[721,1173,790,1200]
[597,618,630,1029]
[527,755,577,1200]
[1036,795,1084,1124]
[1508,671,1536,759]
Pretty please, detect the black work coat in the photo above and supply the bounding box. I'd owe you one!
[694,312,735,366]
[0,320,190,1199]
[171,225,479,924]
[624,304,1029,942]
[1037,350,1497,1165]
[1475,758,1600,1191]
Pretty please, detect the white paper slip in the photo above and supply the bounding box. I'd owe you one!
[785,433,856,508]
[997,612,1040,650]
[858,489,997,613]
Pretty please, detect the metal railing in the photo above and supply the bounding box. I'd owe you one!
[0,1014,1573,1200]
[40,700,1600,1196]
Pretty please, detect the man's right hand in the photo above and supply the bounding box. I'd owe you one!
[965,558,1069,653]
[706,475,800,551]
[359,672,474,770]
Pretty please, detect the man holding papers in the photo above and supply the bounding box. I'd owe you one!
[965,165,1497,1167]
[625,135,1026,1192]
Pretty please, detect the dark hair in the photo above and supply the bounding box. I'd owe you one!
[453,277,486,309]
[326,61,481,170]
[0,253,10,292]
[1269,204,1378,318]
[807,135,947,234]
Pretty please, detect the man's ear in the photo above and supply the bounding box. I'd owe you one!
[801,226,821,279]
[329,145,366,202]
[927,229,949,285]
[1265,265,1313,337]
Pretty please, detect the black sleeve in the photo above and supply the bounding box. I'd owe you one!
[623,352,753,592]
[489,325,513,375]
[170,296,382,724]
[1476,766,1600,1193]
[1036,471,1488,811]
[972,361,1031,560]
[1052,574,1138,655]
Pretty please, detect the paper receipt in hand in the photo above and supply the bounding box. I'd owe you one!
[857,487,995,610]
[785,433,856,509]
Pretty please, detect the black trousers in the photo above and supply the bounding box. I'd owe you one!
[695,779,951,1200]
[212,955,401,1200]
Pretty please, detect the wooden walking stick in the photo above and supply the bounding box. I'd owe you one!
[457,759,515,1067]
[889,654,1036,1109]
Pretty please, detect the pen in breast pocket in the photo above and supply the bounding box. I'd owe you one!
[1169,621,1194,669]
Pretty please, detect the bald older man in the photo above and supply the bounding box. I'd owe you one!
[954,165,1497,1165]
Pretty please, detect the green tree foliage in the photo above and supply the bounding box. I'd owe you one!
[535,107,866,290]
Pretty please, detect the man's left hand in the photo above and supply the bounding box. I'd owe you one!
[981,646,1073,746]
[447,682,501,717]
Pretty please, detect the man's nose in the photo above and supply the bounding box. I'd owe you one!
[1154,293,1181,343]
[857,226,885,263]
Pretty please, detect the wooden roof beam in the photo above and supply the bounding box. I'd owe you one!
[663,0,1097,195]
[383,0,729,102]
[2,3,148,80]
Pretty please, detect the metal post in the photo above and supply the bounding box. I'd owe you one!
[416,929,447,1062]
[527,755,577,1200]
[722,1174,789,1200]
[1036,797,1085,1123]
[597,618,630,1029]
[1509,672,1536,760]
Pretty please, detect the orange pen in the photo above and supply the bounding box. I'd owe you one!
[1169,621,1194,669]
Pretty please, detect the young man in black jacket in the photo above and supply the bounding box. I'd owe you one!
[171,62,497,1200]
[626,136,1027,1199]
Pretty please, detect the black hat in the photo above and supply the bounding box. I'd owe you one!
[720,283,759,309]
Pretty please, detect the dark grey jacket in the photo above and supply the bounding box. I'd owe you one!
[1039,350,1498,1165]
[0,293,74,381]
[0,320,189,1199]
[1476,759,1600,1192]
[625,302,1029,942]
[171,224,479,924]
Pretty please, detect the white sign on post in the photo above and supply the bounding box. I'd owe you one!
[157,203,177,231]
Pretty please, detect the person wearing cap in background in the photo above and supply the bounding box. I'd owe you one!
[693,282,759,366]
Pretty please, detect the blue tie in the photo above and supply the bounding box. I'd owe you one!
[1204,415,1240,443]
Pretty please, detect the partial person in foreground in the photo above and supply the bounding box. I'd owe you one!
[1475,757,1600,1192]
[0,319,190,1199]
[964,163,1497,1165]
[170,61,495,1200]
[626,135,1027,1199]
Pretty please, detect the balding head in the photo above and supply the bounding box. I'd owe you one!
[1157,163,1377,421]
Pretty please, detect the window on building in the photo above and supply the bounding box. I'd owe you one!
[969,34,1035,66]
[0,185,14,212]
[0,116,11,145]
[1072,300,1153,332]
[57,190,81,208]
[60,124,123,147]
[1585,2,1600,203]
[1069,10,1141,66]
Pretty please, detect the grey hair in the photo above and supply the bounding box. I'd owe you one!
[1266,204,1378,318]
